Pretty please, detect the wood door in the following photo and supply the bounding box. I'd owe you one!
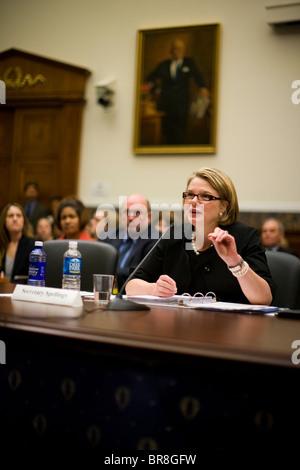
[12,106,62,205]
[0,108,14,205]
[0,48,90,212]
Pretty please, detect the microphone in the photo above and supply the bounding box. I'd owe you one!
[106,224,174,311]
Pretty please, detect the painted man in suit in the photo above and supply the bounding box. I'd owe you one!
[100,193,159,291]
[146,38,209,145]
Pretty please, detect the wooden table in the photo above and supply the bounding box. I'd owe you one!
[0,283,300,452]
[0,283,298,368]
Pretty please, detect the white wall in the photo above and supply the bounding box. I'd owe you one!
[1,0,300,212]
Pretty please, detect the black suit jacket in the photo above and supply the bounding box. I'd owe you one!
[131,222,276,304]
[1,237,35,283]
[147,57,206,116]
[24,201,49,232]
[100,226,160,290]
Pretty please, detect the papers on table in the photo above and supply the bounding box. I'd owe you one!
[126,295,278,314]
[126,294,214,308]
[192,301,277,314]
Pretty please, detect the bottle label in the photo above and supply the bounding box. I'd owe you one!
[63,257,81,275]
[28,262,46,281]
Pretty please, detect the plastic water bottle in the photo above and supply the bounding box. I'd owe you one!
[28,241,47,287]
[62,241,82,290]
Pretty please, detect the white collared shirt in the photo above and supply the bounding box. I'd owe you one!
[170,59,183,79]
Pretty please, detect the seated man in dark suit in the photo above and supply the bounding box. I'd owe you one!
[100,193,160,290]
[23,182,50,234]
[261,217,299,257]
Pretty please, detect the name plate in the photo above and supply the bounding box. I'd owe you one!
[12,285,83,307]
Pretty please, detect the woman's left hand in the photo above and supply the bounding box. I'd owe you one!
[208,227,240,267]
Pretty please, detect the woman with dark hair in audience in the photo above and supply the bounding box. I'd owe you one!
[0,203,35,283]
[56,197,94,240]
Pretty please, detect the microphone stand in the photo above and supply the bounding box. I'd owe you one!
[106,225,173,311]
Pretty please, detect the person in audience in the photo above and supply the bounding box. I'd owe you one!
[56,197,94,241]
[23,182,50,233]
[100,193,160,290]
[260,217,299,257]
[36,217,54,242]
[0,203,35,283]
[48,195,63,239]
[126,168,275,305]
[85,208,108,240]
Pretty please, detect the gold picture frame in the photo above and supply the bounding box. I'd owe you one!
[133,24,220,155]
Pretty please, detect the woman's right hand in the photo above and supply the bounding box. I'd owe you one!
[153,275,177,297]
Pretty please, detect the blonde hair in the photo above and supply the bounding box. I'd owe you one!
[186,167,239,225]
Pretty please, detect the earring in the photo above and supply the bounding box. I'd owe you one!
[219,212,223,216]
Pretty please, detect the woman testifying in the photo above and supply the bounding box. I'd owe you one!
[126,168,275,305]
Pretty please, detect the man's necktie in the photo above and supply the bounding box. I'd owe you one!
[25,202,33,218]
[171,61,181,80]
[118,238,134,269]
[175,62,181,79]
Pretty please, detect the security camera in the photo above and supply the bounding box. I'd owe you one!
[95,78,116,108]
[98,88,114,108]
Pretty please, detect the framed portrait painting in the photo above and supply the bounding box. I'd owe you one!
[133,24,219,155]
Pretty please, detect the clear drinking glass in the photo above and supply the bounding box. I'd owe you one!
[93,274,114,306]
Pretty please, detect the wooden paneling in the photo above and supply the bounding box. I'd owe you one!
[0,109,14,203]
[0,48,90,212]
[14,107,61,158]
[15,161,60,205]
[285,229,300,258]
